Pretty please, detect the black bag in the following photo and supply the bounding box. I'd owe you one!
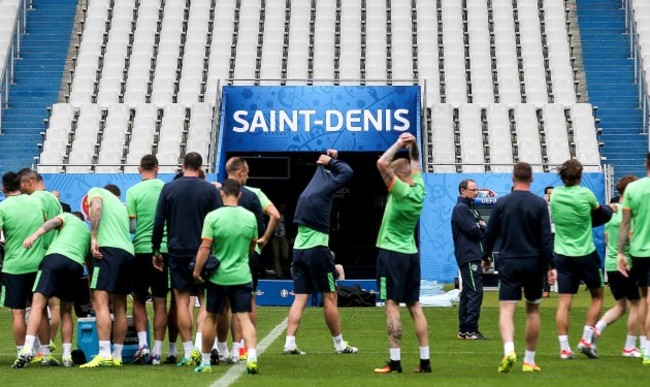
[189,256,221,280]
[591,204,613,228]
[337,284,377,307]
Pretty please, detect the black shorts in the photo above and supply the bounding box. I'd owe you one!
[2,272,37,309]
[249,251,260,291]
[90,247,134,294]
[132,253,169,298]
[607,271,640,301]
[292,246,337,294]
[168,255,197,295]
[204,282,253,315]
[376,249,421,303]
[498,257,546,302]
[631,256,650,288]
[555,250,604,294]
[33,254,84,302]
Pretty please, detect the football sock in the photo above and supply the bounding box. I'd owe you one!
[285,336,296,349]
[582,326,594,344]
[194,333,203,350]
[232,342,242,359]
[137,331,147,348]
[504,341,515,355]
[63,343,72,358]
[247,348,257,362]
[182,341,193,359]
[24,335,36,351]
[595,321,607,335]
[558,335,570,352]
[389,348,400,361]
[202,353,211,366]
[524,350,535,364]
[153,340,163,356]
[168,342,178,357]
[42,346,51,356]
[98,341,111,358]
[16,346,23,356]
[625,335,638,351]
[332,334,344,350]
[419,346,430,360]
[218,341,228,354]
[113,344,124,360]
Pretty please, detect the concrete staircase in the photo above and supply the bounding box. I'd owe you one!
[0,0,76,173]
[576,0,648,182]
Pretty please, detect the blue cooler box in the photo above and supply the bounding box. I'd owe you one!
[77,316,149,363]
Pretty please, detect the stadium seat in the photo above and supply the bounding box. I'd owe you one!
[67,151,94,173]
[37,0,592,176]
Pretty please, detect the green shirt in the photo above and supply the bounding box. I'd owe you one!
[623,177,650,257]
[46,213,91,266]
[604,206,630,271]
[550,185,599,257]
[126,179,168,254]
[245,186,272,211]
[0,194,45,274]
[87,188,134,255]
[32,190,63,250]
[376,172,426,254]
[201,206,257,286]
[246,185,271,254]
[294,225,329,250]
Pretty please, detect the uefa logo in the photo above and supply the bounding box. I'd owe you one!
[280,289,289,298]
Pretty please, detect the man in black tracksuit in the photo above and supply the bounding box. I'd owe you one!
[451,179,487,340]
[482,162,554,372]
[152,152,219,365]
[283,149,358,355]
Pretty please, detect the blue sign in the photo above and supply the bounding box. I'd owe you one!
[219,86,421,152]
[41,170,606,284]
[420,172,606,283]
[40,173,217,214]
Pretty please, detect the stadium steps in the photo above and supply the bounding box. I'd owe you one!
[576,0,648,182]
[0,0,76,172]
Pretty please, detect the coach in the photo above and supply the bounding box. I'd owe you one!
[451,179,487,340]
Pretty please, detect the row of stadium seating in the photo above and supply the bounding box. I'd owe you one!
[37,101,598,174]
[426,103,600,173]
[66,0,580,108]
[39,102,214,173]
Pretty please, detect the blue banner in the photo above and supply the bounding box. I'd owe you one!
[39,171,605,284]
[220,86,421,152]
[40,173,216,216]
[420,173,606,283]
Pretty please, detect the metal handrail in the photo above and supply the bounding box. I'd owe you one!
[0,0,29,132]
[426,162,601,168]
[626,0,650,136]
[224,77,420,84]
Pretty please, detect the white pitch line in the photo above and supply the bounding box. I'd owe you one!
[210,317,288,387]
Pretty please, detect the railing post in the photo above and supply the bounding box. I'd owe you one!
[623,0,630,31]
[422,78,429,172]
[643,91,648,133]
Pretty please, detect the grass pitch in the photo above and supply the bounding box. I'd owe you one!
[0,289,646,386]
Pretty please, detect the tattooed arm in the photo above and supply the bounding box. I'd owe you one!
[407,135,421,174]
[23,217,64,248]
[89,197,103,259]
[377,139,405,188]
